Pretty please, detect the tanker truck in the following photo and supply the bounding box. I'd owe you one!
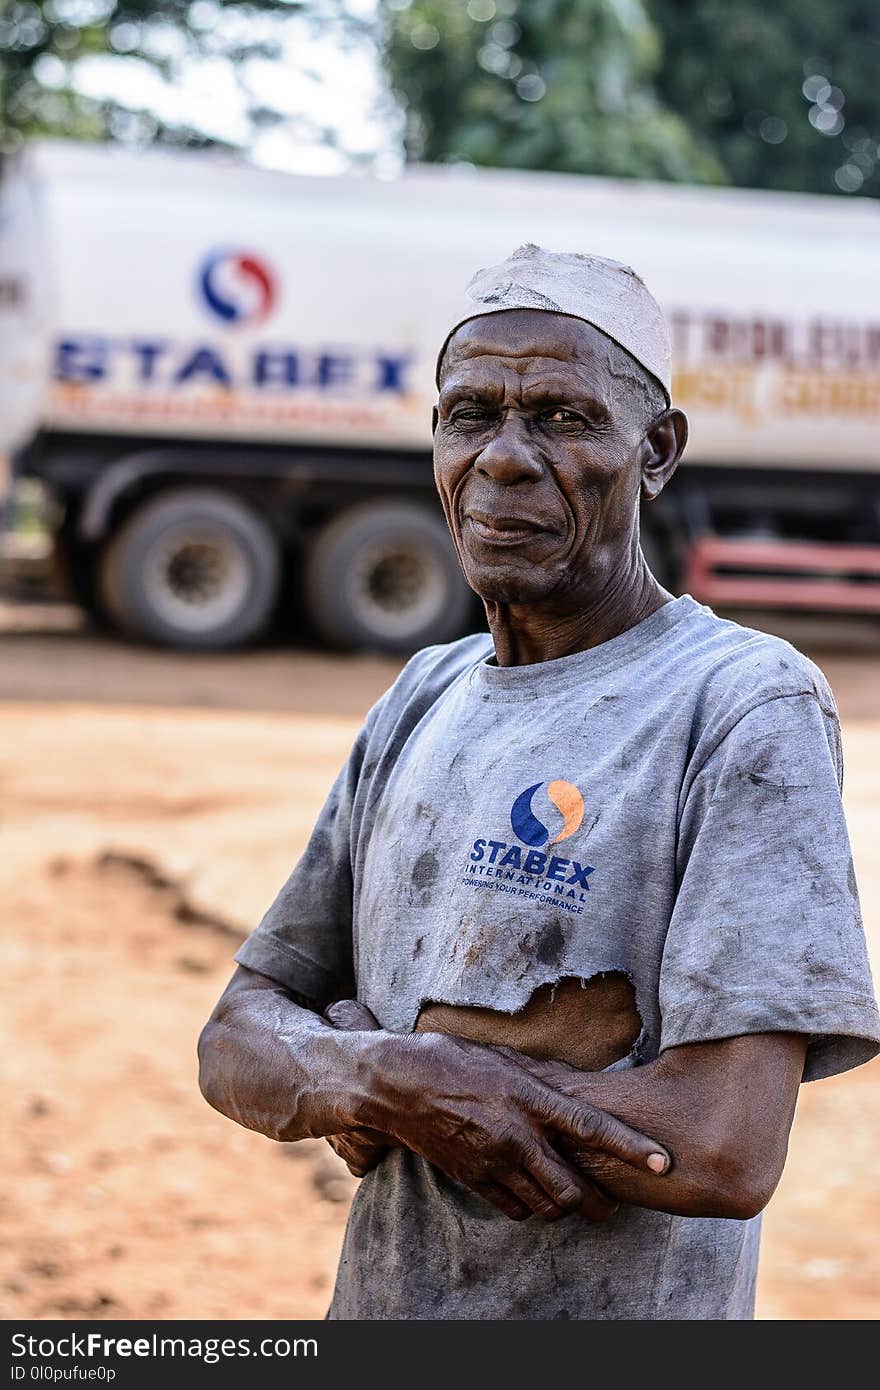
[2,139,879,651]
[0,146,49,536]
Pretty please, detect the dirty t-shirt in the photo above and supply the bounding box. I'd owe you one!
[235,595,880,1321]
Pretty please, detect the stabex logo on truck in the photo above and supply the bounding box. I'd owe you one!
[198,249,277,327]
[52,249,413,399]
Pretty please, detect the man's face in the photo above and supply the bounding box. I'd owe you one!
[433,309,664,609]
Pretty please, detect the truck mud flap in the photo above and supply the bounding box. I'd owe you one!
[684,536,880,613]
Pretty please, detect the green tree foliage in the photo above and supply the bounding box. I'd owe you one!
[382,0,721,181]
[5,0,877,198]
[0,0,363,147]
[649,1,880,197]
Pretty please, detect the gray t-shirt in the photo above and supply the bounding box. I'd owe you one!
[235,595,880,1320]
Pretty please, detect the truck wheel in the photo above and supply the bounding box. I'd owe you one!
[98,489,281,649]
[306,501,473,653]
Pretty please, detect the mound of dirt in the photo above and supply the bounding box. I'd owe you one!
[0,852,355,1320]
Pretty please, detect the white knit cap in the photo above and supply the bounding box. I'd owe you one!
[436,243,671,402]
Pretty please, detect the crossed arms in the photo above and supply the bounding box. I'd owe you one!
[198,964,806,1224]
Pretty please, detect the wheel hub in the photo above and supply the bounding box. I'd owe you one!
[165,542,229,604]
[144,527,250,632]
[349,539,447,639]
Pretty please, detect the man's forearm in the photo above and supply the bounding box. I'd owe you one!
[197,967,385,1142]
[509,1033,806,1221]
[514,1054,737,1217]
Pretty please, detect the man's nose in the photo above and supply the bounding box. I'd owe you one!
[474,416,544,485]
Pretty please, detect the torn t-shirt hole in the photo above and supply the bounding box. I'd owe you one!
[415,972,641,1072]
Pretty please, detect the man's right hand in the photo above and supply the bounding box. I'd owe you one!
[332,1001,669,1223]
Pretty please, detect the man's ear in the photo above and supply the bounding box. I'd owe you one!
[431,404,439,435]
[639,408,688,501]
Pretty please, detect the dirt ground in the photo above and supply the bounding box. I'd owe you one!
[2,605,879,1321]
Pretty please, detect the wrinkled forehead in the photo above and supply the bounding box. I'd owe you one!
[438,309,619,396]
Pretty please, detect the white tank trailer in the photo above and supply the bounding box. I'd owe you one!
[2,140,878,650]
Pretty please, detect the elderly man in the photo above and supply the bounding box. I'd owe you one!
[198,246,879,1321]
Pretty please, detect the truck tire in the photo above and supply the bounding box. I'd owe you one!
[98,489,281,649]
[306,501,473,653]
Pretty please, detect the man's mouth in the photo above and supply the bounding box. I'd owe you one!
[466,512,550,546]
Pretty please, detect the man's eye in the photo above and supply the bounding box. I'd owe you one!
[451,408,494,427]
[542,408,583,425]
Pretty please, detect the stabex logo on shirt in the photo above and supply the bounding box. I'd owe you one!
[463,779,595,915]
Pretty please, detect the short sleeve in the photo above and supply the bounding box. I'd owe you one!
[659,692,880,1081]
[233,719,372,1006]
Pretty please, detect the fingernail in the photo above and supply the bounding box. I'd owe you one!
[647,1152,668,1174]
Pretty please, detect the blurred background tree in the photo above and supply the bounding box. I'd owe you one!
[651,0,880,197]
[382,0,720,182]
[1,0,878,196]
[384,0,879,196]
[0,0,367,150]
